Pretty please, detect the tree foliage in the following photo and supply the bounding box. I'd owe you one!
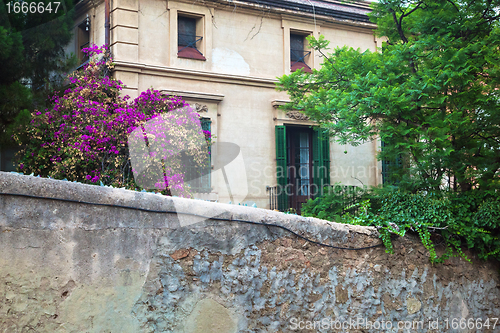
[278,0,500,192]
[350,190,500,262]
[302,186,500,262]
[0,0,76,146]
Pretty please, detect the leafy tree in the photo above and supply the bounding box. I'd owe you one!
[0,0,76,146]
[278,0,500,192]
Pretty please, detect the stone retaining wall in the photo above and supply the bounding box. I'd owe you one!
[0,171,499,332]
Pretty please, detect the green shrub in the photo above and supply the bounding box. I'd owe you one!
[301,189,348,222]
[302,186,500,263]
[301,184,381,222]
[447,190,500,260]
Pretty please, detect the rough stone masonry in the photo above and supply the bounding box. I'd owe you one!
[0,171,499,332]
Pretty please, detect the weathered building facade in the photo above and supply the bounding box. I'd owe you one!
[70,0,384,211]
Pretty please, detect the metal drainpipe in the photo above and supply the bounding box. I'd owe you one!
[104,0,111,77]
[105,0,110,49]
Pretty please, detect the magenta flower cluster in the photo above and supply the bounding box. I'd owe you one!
[16,44,210,194]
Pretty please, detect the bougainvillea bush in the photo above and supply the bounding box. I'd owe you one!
[13,44,208,196]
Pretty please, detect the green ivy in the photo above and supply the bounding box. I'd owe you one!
[302,187,500,263]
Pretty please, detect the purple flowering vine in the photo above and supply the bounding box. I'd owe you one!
[15,44,210,196]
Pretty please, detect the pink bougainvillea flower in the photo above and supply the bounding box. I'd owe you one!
[15,43,210,196]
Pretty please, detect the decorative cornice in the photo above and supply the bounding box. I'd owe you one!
[174,0,376,30]
[273,100,312,120]
[233,0,372,23]
[286,110,310,121]
[272,99,315,124]
[194,103,209,112]
[271,99,291,108]
[114,61,278,89]
[160,89,225,102]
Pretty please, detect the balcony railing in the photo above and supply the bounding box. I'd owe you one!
[178,34,203,54]
[324,185,360,216]
[266,186,278,211]
[290,49,311,66]
[266,184,360,215]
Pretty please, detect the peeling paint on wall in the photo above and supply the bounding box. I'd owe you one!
[212,48,251,76]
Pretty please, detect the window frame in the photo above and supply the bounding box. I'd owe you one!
[177,12,206,61]
[77,16,91,65]
[167,2,213,66]
[381,141,403,185]
[185,117,212,193]
[289,31,312,73]
[282,19,318,75]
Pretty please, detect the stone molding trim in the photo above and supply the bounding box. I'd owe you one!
[271,99,291,108]
[275,118,318,126]
[160,89,225,102]
[272,99,317,125]
[114,61,278,88]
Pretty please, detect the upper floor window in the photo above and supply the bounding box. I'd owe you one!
[290,33,312,73]
[178,15,206,61]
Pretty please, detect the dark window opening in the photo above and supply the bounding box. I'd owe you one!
[178,16,206,60]
[77,16,90,65]
[290,33,311,73]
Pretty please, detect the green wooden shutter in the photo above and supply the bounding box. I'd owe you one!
[200,118,211,192]
[312,127,330,197]
[312,128,321,197]
[321,129,331,189]
[275,126,288,211]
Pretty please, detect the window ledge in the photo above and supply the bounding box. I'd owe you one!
[291,62,312,73]
[178,46,206,61]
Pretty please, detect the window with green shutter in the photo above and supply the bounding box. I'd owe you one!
[274,125,330,212]
[275,125,288,211]
[312,127,330,197]
[185,118,211,192]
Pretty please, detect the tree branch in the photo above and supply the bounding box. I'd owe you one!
[317,48,344,79]
[391,9,408,44]
[401,1,424,19]
[446,0,460,12]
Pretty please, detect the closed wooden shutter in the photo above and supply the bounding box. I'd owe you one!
[312,127,330,197]
[275,126,288,211]
[321,129,331,188]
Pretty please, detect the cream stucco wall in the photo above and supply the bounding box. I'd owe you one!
[72,0,381,209]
